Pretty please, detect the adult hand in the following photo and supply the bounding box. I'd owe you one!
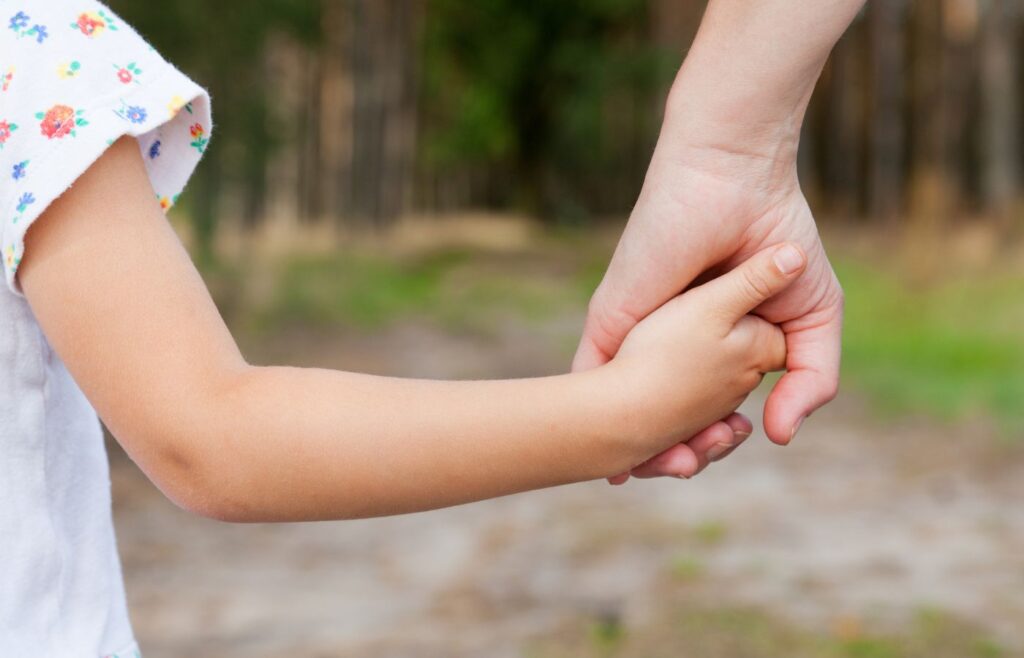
[577,142,842,474]
[573,0,859,483]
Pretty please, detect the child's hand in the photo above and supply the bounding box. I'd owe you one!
[605,243,806,476]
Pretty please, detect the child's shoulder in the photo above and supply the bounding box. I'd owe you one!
[0,0,211,295]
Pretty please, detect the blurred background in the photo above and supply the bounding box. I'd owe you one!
[104,1,1023,656]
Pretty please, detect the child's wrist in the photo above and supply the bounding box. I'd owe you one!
[583,359,675,475]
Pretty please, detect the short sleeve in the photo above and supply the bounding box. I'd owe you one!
[0,1,212,294]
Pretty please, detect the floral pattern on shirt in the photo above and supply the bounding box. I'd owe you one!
[114,61,142,84]
[0,119,17,148]
[71,9,118,37]
[57,60,82,79]
[36,105,88,138]
[0,1,212,289]
[9,10,48,43]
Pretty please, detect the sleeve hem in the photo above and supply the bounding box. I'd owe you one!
[1,64,212,296]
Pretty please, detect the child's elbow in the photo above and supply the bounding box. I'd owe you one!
[162,468,258,523]
[140,430,259,523]
[173,487,254,523]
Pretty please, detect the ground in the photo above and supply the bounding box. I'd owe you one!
[113,218,1024,657]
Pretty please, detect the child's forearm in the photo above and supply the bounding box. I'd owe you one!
[172,364,639,521]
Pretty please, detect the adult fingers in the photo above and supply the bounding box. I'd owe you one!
[630,412,752,478]
[572,330,614,373]
[762,297,843,444]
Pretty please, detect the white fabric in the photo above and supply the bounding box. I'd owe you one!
[0,1,211,655]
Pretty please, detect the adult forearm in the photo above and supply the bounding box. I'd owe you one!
[168,364,641,522]
[663,0,865,163]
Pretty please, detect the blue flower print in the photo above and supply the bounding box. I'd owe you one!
[16,192,34,213]
[148,140,161,159]
[8,12,46,42]
[9,11,28,31]
[126,105,147,124]
[12,161,27,180]
[114,100,148,125]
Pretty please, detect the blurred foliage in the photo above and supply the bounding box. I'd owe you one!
[242,247,584,337]
[838,258,1024,435]
[107,0,679,237]
[421,0,674,216]
[108,1,1023,241]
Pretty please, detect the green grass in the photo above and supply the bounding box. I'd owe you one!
[692,520,729,546]
[669,555,706,581]
[837,258,1024,436]
[256,249,469,330]
[245,247,583,336]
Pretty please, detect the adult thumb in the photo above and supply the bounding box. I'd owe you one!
[694,243,806,322]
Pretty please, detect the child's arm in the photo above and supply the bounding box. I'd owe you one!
[19,137,802,522]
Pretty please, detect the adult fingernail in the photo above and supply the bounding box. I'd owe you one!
[773,244,805,275]
[706,442,733,462]
[790,416,805,442]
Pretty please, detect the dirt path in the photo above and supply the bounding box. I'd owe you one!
[112,321,1024,657]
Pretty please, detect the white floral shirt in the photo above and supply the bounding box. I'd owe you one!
[0,1,210,655]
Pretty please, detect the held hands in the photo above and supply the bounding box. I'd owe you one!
[576,113,843,484]
[577,0,859,483]
[603,243,805,480]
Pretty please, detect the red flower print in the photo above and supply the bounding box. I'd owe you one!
[39,105,76,139]
[0,120,13,145]
[117,68,132,84]
[190,123,204,139]
[75,12,105,37]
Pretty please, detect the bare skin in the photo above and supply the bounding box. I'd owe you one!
[19,136,804,522]
[576,0,865,483]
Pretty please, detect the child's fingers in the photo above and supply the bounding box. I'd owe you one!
[734,315,788,372]
[691,242,806,324]
[628,441,703,479]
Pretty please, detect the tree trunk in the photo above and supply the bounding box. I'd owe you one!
[867,0,907,223]
[321,0,355,223]
[350,0,423,227]
[298,47,324,222]
[824,18,865,218]
[979,0,1019,225]
[908,0,950,225]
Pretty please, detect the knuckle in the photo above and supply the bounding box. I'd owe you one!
[585,291,641,356]
[733,370,763,395]
[739,267,774,303]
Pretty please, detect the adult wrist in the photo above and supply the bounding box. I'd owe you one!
[658,69,804,186]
